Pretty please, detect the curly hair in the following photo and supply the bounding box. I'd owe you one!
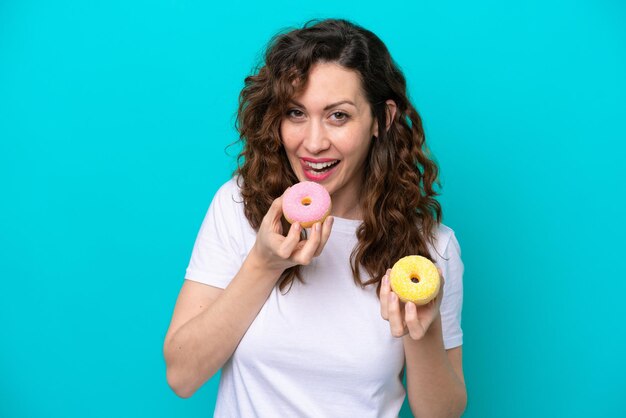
[234,18,443,294]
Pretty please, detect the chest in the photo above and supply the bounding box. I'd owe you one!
[233,239,405,385]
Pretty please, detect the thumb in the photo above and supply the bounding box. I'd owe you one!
[262,195,285,228]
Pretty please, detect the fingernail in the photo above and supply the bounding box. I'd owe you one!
[294,223,300,232]
[315,222,320,232]
[383,275,389,285]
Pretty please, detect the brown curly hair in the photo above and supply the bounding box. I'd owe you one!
[234,18,443,294]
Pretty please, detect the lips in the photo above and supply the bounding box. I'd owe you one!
[300,158,340,181]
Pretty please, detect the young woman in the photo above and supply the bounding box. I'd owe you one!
[164,18,467,417]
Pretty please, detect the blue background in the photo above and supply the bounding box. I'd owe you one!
[1,0,624,416]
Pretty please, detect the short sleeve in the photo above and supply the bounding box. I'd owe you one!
[184,179,248,289]
[439,230,464,349]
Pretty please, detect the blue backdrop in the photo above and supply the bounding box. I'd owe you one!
[1,1,624,417]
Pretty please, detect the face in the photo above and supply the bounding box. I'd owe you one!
[280,62,378,219]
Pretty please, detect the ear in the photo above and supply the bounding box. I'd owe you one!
[384,100,398,132]
[372,99,398,138]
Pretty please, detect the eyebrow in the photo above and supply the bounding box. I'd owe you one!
[289,99,357,111]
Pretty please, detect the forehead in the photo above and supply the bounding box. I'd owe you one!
[291,62,367,107]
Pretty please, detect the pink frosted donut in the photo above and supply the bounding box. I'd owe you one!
[282,181,332,228]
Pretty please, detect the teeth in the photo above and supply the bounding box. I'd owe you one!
[305,160,338,169]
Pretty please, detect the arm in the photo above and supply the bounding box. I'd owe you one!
[403,319,467,417]
[163,196,333,398]
[381,271,466,417]
[163,251,282,398]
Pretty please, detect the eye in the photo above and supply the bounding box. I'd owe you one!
[330,111,349,122]
[286,109,305,119]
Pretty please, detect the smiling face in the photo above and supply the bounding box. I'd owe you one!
[280,62,378,219]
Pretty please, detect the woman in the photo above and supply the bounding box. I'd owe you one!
[164,18,467,417]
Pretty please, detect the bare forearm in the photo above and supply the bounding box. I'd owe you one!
[164,254,280,397]
[404,317,467,417]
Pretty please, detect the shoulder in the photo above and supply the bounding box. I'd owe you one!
[214,176,243,201]
[203,176,248,230]
[431,222,462,261]
[434,222,454,252]
[208,176,246,213]
[201,176,256,245]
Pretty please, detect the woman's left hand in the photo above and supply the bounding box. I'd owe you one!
[379,268,445,340]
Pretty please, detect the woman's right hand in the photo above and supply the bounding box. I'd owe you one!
[249,192,334,276]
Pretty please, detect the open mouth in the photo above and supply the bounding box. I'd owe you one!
[303,159,340,174]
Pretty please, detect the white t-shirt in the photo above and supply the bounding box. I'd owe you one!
[185,177,464,418]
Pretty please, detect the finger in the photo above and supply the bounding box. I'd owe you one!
[387,291,406,338]
[313,216,334,257]
[379,269,391,320]
[405,302,426,340]
[262,195,284,228]
[294,221,322,265]
[421,306,438,336]
[277,221,301,258]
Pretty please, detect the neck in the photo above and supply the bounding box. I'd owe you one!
[330,198,363,220]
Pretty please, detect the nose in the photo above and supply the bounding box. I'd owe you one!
[302,120,331,154]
